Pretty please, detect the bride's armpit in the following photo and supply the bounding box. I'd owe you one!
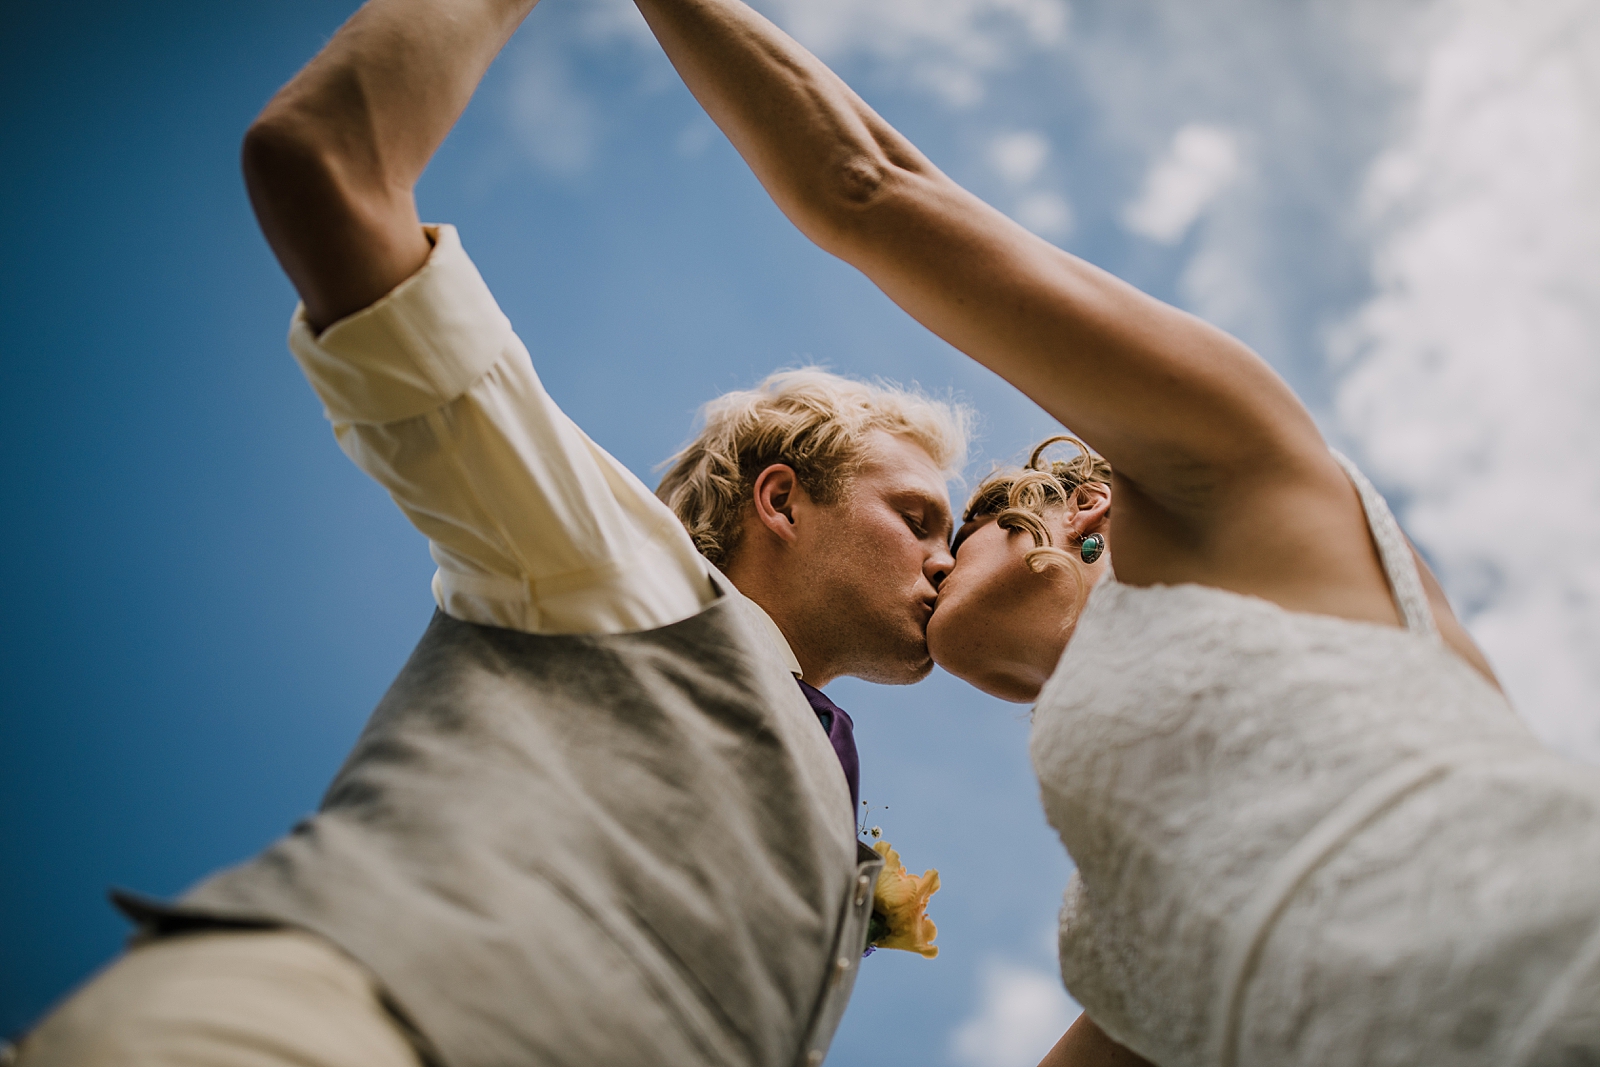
[1410,541,1502,690]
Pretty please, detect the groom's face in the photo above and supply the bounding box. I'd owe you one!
[789,431,956,685]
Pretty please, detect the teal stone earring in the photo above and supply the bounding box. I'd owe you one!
[1079,532,1106,565]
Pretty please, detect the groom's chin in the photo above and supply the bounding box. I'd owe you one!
[851,647,934,686]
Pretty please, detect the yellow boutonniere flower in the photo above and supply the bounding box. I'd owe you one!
[867,840,940,958]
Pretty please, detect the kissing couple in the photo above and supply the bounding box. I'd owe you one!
[16,0,1600,1065]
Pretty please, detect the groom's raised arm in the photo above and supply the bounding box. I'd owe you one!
[243,0,536,330]
[239,0,718,638]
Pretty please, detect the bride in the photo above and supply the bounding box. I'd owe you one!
[631,0,1600,1063]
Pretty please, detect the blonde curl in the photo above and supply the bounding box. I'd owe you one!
[963,434,1113,579]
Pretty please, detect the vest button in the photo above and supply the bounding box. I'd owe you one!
[854,874,871,906]
[807,1050,825,1065]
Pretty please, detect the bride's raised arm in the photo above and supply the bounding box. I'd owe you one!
[630,0,1330,512]
[631,0,1511,660]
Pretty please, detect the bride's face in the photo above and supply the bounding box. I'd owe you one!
[927,509,1100,703]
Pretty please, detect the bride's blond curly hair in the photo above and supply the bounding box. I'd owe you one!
[962,434,1113,574]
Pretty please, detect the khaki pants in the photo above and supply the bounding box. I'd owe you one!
[14,928,422,1067]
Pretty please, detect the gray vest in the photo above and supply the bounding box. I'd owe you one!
[119,592,882,1067]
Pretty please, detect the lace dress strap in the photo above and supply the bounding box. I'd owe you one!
[1329,451,1438,639]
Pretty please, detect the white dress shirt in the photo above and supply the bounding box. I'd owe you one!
[287,224,801,673]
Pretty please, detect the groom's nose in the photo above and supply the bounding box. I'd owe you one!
[924,544,954,589]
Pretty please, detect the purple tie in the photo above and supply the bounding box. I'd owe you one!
[795,679,860,819]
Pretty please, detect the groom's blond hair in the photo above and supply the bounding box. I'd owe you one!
[658,367,971,569]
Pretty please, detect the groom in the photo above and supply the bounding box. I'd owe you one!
[12,1,965,1066]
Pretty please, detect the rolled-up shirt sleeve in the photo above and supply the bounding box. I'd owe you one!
[287,224,718,635]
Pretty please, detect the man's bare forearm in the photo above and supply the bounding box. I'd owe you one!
[244,0,538,329]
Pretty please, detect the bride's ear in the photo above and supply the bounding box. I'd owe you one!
[1069,482,1112,537]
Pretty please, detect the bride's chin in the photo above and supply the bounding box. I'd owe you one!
[925,609,964,673]
[930,649,988,695]
[928,615,1036,702]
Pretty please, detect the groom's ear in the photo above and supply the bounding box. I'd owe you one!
[750,463,805,545]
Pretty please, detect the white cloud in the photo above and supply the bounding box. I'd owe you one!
[1015,191,1073,239]
[675,120,717,158]
[1055,3,1422,366]
[990,131,1051,186]
[506,39,600,176]
[575,0,656,46]
[506,0,1070,177]
[912,62,988,110]
[1334,0,1600,761]
[950,962,1081,1067]
[754,0,1068,109]
[987,133,1071,239]
[1122,123,1242,244]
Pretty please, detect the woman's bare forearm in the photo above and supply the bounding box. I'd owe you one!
[630,0,935,250]
[243,0,538,329]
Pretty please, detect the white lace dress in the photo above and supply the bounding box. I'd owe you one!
[1031,455,1600,1067]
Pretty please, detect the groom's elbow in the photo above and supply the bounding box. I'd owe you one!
[239,107,422,329]
[241,110,351,234]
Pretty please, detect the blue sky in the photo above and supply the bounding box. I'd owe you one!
[4,1,1598,1063]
